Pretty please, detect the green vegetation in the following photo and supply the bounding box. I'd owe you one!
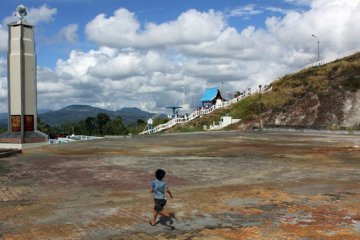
[127,117,169,134]
[36,113,169,137]
[0,126,6,134]
[38,113,129,138]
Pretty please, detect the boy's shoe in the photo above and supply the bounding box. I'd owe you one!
[169,218,174,225]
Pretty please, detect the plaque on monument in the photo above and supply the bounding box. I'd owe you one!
[11,115,21,132]
[24,115,34,132]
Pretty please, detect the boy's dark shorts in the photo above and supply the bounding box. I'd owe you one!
[154,198,167,212]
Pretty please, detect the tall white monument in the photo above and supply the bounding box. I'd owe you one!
[0,5,48,149]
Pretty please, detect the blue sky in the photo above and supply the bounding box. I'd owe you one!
[2,0,305,68]
[1,0,359,113]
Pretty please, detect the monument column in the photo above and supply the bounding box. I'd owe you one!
[0,5,48,148]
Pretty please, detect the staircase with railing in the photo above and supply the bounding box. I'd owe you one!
[139,93,250,135]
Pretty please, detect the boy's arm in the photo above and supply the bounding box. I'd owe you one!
[150,182,154,193]
[166,186,173,198]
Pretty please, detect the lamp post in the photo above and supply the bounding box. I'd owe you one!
[221,80,224,96]
[181,86,185,104]
[312,34,320,61]
[259,84,262,129]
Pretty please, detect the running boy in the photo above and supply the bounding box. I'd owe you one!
[149,169,173,226]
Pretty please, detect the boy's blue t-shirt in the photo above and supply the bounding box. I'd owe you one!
[151,179,167,199]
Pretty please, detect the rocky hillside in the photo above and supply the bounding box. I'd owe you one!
[260,52,360,129]
[168,52,360,132]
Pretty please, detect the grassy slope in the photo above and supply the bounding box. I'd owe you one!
[164,52,360,133]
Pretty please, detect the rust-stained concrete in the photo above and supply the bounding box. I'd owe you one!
[0,131,360,239]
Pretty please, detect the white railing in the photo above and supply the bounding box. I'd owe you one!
[139,94,249,135]
[305,47,360,69]
[138,87,272,135]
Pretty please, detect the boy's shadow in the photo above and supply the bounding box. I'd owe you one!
[157,213,175,230]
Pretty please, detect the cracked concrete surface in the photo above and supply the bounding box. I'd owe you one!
[0,131,360,239]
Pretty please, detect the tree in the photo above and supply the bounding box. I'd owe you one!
[0,126,6,134]
[85,117,96,135]
[96,113,110,134]
[37,117,51,134]
[234,91,241,97]
[103,116,128,135]
[137,119,145,125]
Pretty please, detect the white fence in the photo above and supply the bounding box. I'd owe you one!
[139,93,253,135]
[305,47,360,69]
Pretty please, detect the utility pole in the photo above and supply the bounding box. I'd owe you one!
[312,34,320,61]
[259,84,262,129]
[221,80,224,97]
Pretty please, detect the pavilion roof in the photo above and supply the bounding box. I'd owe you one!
[200,88,223,102]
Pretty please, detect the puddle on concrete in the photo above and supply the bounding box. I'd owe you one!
[283,211,314,225]
[226,198,260,207]
[354,220,360,232]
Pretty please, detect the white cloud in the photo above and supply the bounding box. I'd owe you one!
[56,24,78,42]
[0,58,6,76]
[85,8,225,48]
[266,7,291,15]
[26,4,57,25]
[2,4,57,25]
[4,0,360,115]
[265,0,360,58]
[56,47,116,80]
[227,4,263,17]
[0,57,7,112]
[284,0,312,5]
[0,25,7,52]
[0,5,57,53]
[34,47,202,112]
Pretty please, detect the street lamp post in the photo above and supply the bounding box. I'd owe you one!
[312,34,320,61]
[221,80,224,96]
[181,86,186,110]
[259,84,262,129]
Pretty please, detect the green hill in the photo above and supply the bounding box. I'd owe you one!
[166,52,360,132]
[0,105,160,128]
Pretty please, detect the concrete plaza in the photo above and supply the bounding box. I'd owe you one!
[0,131,360,239]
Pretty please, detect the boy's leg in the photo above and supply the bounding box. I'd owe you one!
[158,210,173,224]
[151,209,158,225]
[158,210,170,218]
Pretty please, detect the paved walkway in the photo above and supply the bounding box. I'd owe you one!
[0,131,360,239]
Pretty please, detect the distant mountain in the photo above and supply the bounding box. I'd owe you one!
[38,109,51,114]
[39,105,160,126]
[0,105,162,127]
[0,113,7,128]
[0,113,7,119]
[38,105,114,126]
[116,107,154,122]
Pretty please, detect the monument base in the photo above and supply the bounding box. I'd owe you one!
[0,131,48,149]
[0,142,49,150]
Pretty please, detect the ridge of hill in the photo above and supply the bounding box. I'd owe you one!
[167,52,360,132]
[39,105,157,126]
[0,105,158,127]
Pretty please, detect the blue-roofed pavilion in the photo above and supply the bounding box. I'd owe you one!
[200,88,224,106]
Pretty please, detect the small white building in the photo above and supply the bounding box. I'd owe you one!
[209,116,241,130]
